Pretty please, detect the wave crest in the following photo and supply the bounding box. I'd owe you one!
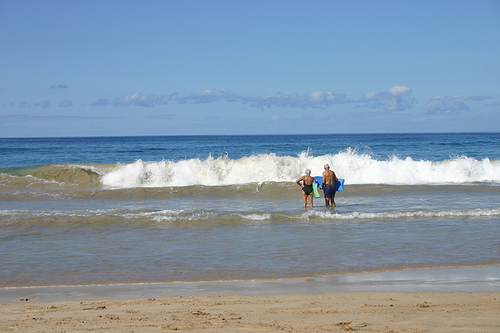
[2,151,499,189]
[101,151,500,188]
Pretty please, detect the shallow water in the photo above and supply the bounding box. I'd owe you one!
[1,133,499,287]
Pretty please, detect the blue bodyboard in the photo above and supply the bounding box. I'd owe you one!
[335,179,345,191]
[314,176,345,191]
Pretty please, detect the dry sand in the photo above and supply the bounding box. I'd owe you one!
[1,292,499,332]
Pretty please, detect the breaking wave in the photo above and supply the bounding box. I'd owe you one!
[1,150,499,189]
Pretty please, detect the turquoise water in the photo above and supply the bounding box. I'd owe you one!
[0,133,499,287]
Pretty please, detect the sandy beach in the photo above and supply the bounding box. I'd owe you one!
[2,267,500,332]
[1,291,499,332]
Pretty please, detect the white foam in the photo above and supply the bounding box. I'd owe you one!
[238,213,272,221]
[100,151,500,188]
[305,208,500,220]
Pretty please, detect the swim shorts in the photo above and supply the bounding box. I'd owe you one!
[324,184,336,198]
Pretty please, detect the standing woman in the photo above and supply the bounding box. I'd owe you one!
[296,169,316,209]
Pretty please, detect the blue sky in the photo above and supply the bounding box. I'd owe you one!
[1,0,499,137]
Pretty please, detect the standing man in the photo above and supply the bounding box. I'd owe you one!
[296,169,316,209]
[322,164,338,208]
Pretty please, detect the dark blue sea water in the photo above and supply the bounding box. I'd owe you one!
[1,132,499,168]
[0,133,499,288]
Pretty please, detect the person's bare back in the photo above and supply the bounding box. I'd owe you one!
[322,165,338,186]
[296,169,316,209]
[322,164,338,208]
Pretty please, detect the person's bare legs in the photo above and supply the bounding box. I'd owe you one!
[308,193,314,208]
[302,191,308,209]
[325,197,336,208]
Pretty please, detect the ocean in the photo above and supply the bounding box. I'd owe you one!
[1,133,499,290]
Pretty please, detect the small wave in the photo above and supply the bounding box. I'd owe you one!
[238,213,272,221]
[147,210,219,223]
[2,207,499,228]
[303,208,500,221]
[0,173,68,191]
[0,209,274,226]
[136,210,273,223]
[0,164,108,188]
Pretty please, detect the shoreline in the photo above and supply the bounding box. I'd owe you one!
[2,266,499,304]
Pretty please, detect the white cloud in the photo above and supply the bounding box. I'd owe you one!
[484,100,500,107]
[361,86,414,111]
[53,87,497,115]
[245,91,350,109]
[177,89,349,109]
[112,93,177,107]
[181,89,240,103]
[33,100,50,108]
[270,115,300,121]
[16,100,51,108]
[89,98,110,106]
[18,101,31,108]
[388,86,412,97]
[50,84,68,89]
[309,91,347,103]
[59,99,73,107]
[424,95,493,114]
[145,114,176,120]
[0,114,123,124]
[115,93,155,107]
